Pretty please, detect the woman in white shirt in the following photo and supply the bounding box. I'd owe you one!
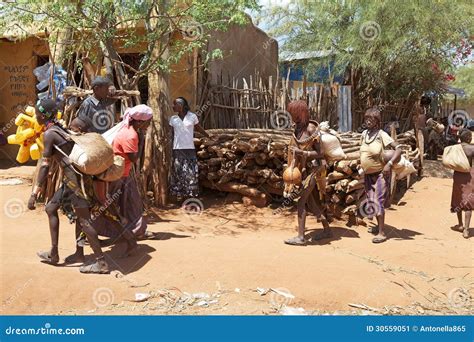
[169,97,210,199]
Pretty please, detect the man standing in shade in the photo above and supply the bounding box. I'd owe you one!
[76,76,117,134]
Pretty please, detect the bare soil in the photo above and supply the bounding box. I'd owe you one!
[0,165,472,315]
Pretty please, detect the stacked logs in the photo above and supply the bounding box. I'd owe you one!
[196,128,419,208]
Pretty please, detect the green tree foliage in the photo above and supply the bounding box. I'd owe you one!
[265,0,473,103]
[0,0,258,88]
[452,64,474,101]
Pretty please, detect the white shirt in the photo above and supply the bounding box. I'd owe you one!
[169,111,199,150]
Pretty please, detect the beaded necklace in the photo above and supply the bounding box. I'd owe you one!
[364,129,380,145]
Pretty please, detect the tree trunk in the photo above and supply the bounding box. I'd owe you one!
[147,35,172,206]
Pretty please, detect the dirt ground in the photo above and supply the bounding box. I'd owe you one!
[0,164,472,315]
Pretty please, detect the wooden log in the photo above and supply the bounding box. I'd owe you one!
[242,195,268,208]
[342,204,358,214]
[62,86,140,98]
[232,141,251,152]
[335,160,353,175]
[270,141,287,149]
[347,179,364,193]
[201,180,266,199]
[207,157,225,166]
[261,183,284,196]
[327,171,346,183]
[197,150,211,159]
[255,152,268,165]
[334,179,350,192]
[345,189,364,204]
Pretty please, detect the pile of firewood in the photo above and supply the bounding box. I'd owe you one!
[195,128,419,208]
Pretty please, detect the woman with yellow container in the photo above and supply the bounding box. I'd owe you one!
[7,105,63,163]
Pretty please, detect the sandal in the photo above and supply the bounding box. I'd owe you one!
[368,226,379,234]
[79,258,110,274]
[76,233,87,247]
[372,236,388,244]
[284,236,307,246]
[450,224,464,233]
[37,250,59,265]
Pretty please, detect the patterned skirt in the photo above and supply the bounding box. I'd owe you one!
[363,171,392,218]
[170,149,199,198]
[91,174,147,238]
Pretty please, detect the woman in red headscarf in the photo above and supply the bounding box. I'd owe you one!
[283,100,332,246]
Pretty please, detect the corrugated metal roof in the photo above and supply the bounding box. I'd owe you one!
[280,50,334,61]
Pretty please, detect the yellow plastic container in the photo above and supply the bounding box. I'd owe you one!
[15,113,36,127]
[8,128,35,144]
[34,121,43,133]
[30,143,41,160]
[35,135,44,150]
[7,134,17,145]
[25,106,36,116]
[56,111,62,120]
[16,144,30,163]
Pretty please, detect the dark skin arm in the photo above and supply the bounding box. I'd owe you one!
[462,143,474,166]
[382,142,403,177]
[289,123,325,160]
[195,123,210,138]
[28,130,56,209]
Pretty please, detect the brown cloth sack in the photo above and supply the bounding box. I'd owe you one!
[442,144,470,173]
[69,133,114,175]
[96,155,125,182]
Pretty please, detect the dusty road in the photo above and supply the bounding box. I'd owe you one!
[0,167,472,315]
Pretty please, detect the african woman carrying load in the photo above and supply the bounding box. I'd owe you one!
[359,107,402,244]
[27,99,137,274]
[283,100,331,246]
[444,128,473,239]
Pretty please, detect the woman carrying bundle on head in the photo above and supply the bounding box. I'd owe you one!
[359,107,402,244]
[283,100,331,246]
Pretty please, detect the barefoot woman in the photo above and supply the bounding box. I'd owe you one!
[284,100,331,246]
